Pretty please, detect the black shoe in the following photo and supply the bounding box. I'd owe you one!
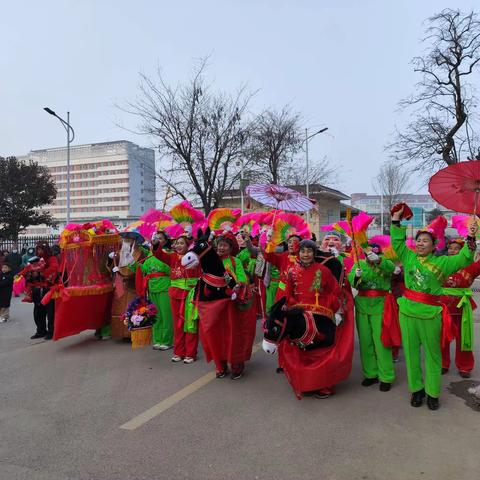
[314,391,331,399]
[216,370,228,379]
[231,369,244,380]
[31,332,46,339]
[459,371,471,378]
[379,382,391,392]
[361,377,379,387]
[427,395,440,410]
[441,368,449,375]
[276,367,284,374]
[410,388,425,407]
[44,333,53,340]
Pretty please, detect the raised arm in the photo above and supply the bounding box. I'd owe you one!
[390,224,415,265]
[152,245,173,266]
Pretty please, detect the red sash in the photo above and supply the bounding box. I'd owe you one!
[357,289,401,348]
[357,290,387,298]
[138,271,168,297]
[402,288,454,349]
[202,273,228,288]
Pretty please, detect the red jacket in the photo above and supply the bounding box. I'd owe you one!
[285,261,340,319]
[153,248,201,299]
[263,250,298,286]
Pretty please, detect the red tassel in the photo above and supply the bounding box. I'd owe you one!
[135,267,144,296]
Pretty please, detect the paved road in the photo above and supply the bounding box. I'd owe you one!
[0,298,479,480]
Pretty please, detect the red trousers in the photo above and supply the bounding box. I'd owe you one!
[441,315,474,373]
[170,297,199,359]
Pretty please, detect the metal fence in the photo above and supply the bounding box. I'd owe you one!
[0,235,60,253]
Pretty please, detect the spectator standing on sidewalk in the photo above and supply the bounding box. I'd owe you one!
[0,262,14,322]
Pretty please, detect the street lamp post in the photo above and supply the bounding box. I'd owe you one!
[44,107,75,224]
[304,127,328,224]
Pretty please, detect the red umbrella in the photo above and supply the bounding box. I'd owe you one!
[428,160,480,215]
[245,184,315,212]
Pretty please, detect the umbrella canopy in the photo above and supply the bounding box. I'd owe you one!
[429,160,480,214]
[245,184,315,212]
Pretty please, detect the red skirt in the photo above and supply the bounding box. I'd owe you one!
[282,287,355,398]
[54,291,113,341]
[197,297,257,368]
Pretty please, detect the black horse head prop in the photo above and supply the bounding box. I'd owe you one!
[181,227,211,270]
[181,227,232,301]
[263,297,290,354]
[262,297,337,354]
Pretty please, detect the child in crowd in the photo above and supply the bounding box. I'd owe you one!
[0,262,14,322]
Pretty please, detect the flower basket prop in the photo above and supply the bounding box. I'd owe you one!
[122,297,157,350]
[130,327,152,350]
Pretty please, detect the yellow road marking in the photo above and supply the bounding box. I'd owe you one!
[120,342,262,430]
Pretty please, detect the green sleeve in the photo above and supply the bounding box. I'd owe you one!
[347,261,358,285]
[379,257,395,275]
[127,261,138,273]
[234,257,247,284]
[353,260,376,287]
[236,248,251,265]
[391,224,415,265]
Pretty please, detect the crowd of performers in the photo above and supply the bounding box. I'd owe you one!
[11,201,480,411]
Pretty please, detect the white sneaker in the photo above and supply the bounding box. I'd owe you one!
[0,317,5,323]
[183,357,195,364]
[159,344,173,351]
[101,335,111,341]
[171,355,183,362]
[153,344,162,350]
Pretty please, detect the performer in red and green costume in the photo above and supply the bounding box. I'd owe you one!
[263,234,301,303]
[134,230,173,350]
[348,243,398,391]
[281,239,344,398]
[215,232,256,380]
[153,229,201,364]
[242,234,281,315]
[262,234,302,374]
[440,238,480,378]
[391,205,477,410]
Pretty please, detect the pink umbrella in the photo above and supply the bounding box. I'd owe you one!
[245,184,315,212]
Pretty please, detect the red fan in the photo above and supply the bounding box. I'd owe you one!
[390,203,413,221]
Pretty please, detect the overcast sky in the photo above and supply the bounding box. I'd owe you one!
[1,0,478,196]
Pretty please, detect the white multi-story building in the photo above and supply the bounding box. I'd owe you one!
[20,140,155,233]
[350,193,438,214]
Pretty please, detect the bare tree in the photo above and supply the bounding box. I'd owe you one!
[374,161,410,212]
[120,60,253,214]
[282,156,338,187]
[389,9,480,172]
[247,107,303,184]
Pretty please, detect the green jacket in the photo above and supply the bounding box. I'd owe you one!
[348,257,394,314]
[391,225,474,318]
[131,254,171,293]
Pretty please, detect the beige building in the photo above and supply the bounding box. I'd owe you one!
[20,141,155,234]
[219,183,351,238]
